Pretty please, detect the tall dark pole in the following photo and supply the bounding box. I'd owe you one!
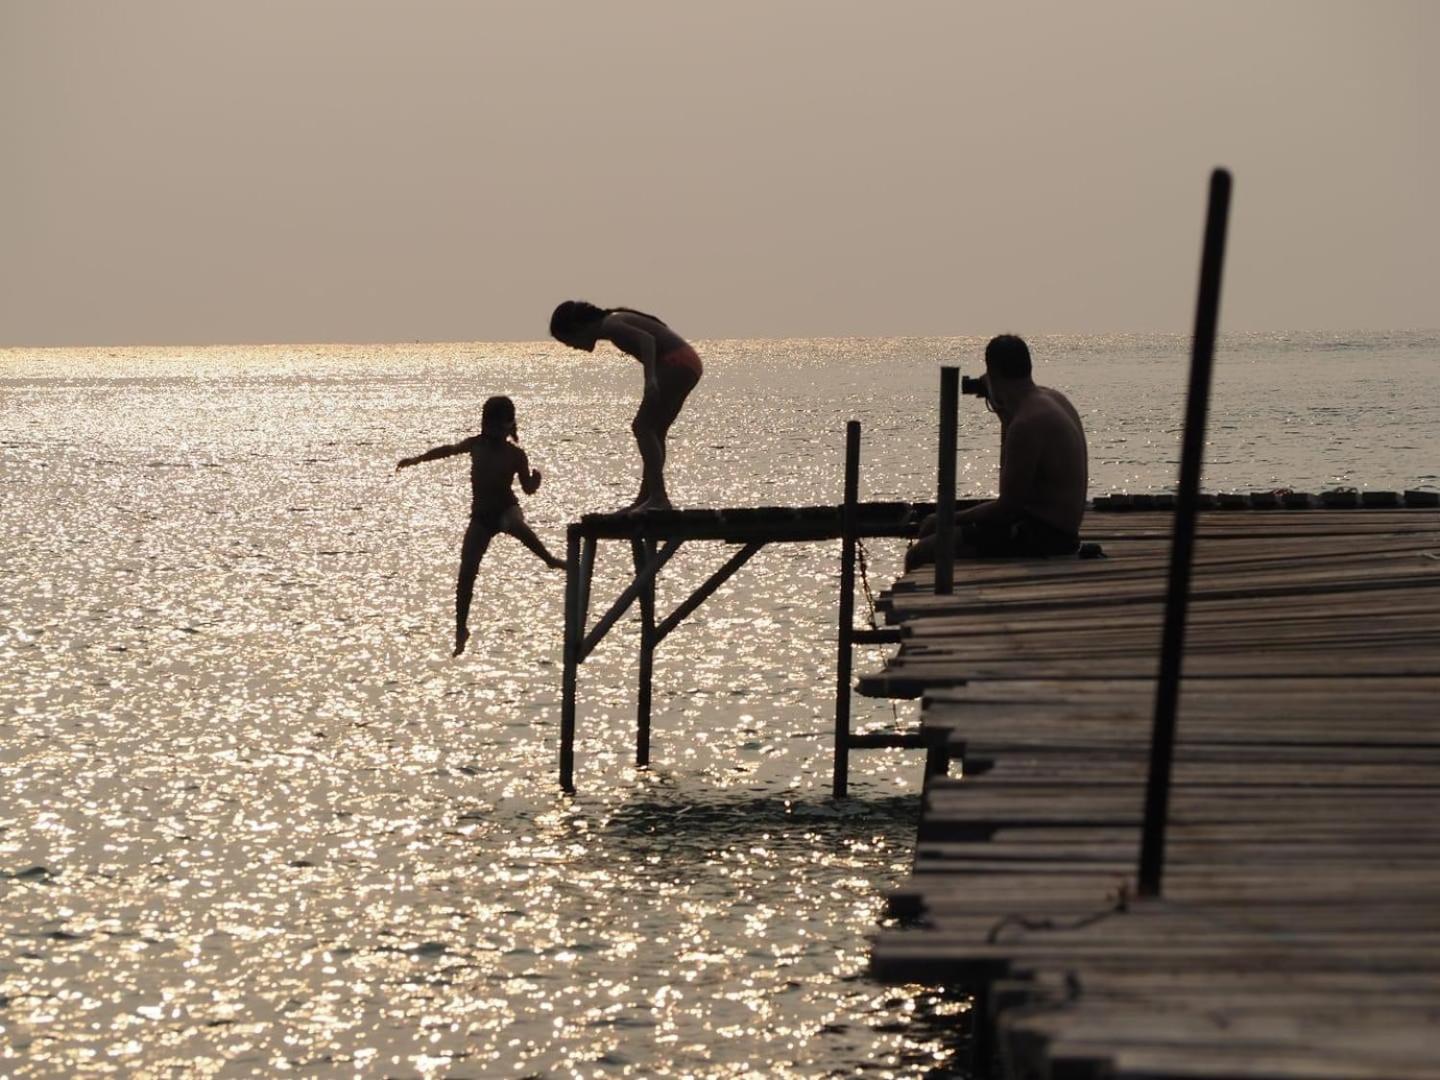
[634,538,657,766]
[1138,169,1232,897]
[935,367,959,594]
[560,523,582,794]
[834,420,861,798]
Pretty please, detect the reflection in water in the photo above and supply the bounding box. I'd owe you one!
[3,332,1437,1075]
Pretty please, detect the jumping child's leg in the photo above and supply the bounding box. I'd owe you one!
[504,517,566,570]
[454,522,493,656]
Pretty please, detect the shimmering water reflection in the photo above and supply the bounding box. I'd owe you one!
[3,332,1437,1076]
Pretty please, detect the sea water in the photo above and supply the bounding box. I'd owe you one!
[2,332,1437,1077]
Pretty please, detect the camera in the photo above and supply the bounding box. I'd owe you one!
[960,374,988,398]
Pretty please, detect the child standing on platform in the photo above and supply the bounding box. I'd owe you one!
[549,301,703,513]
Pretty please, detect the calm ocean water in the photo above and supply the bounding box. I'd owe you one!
[3,331,1438,1077]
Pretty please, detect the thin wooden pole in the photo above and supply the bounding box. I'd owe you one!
[1139,168,1232,897]
[633,538,657,766]
[560,524,581,794]
[935,367,959,595]
[834,420,861,798]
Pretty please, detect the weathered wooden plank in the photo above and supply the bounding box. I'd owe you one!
[575,500,924,541]
[862,649,1440,695]
[868,509,1440,1079]
[1009,1012,1440,1080]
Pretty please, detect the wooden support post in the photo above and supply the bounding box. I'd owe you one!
[633,538,657,767]
[834,420,861,798]
[923,726,952,782]
[1139,168,1232,897]
[935,367,959,595]
[579,540,682,662]
[560,524,581,794]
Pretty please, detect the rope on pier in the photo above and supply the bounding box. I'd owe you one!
[985,897,1128,945]
[856,537,901,728]
[856,537,880,631]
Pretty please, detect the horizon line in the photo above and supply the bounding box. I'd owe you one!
[5,326,1439,352]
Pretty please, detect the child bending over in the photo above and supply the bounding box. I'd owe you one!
[549,300,702,513]
[397,395,565,656]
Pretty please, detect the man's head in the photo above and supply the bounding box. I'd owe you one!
[984,334,1031,380]
[983,334,1033,415]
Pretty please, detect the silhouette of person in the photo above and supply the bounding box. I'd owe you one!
[397,395,565,656]
[907,335,1088,570]
[549,301,702,512]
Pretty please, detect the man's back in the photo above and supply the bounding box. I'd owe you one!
[1008,386,1088,537]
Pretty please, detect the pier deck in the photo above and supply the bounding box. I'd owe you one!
[862,506,1440,1079]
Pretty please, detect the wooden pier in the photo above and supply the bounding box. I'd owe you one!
[861,502,1440,1078]
[550,167,1440,1074]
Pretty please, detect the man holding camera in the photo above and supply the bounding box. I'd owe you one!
[905,334,1088,571]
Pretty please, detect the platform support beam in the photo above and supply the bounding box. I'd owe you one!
[834,420,861,798]
[935,367,959,595]
[560,524,581,794]
[579,540,682,662]
[654,542,763,644]
[633,538,657,766]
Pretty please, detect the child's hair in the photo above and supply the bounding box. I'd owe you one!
[480,395,517,441]
[550,300,667,341]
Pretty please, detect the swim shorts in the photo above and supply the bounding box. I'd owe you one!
[961,514,1080,558]
[636,347,702,430]
[658,345,703,380]
[471,502,522,535]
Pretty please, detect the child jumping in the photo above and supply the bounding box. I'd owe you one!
[397,395,565,657]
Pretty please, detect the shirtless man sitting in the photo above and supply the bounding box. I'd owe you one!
[905,334,1088,571]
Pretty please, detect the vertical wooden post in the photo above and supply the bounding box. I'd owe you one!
[935,367,959,594]
[560,523,582,794]
[1139,168,1232,897]
[633,537,657,766]
[834,420,861,799]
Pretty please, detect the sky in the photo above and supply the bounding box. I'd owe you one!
[2,1,1436,346]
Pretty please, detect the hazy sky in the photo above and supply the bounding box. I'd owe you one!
[3,1,1435,345]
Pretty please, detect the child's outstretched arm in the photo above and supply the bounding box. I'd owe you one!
[396,439,471,471]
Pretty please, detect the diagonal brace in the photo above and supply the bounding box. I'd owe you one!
[579,539,683,661]
[654,541,765,644]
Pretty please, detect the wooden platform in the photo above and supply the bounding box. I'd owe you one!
[558,494,950,794]
[575,500,926,542]
[862,507,1440,1078]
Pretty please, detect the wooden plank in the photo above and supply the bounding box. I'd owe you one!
[576,501,925,541]
[866,509,1440,1079]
